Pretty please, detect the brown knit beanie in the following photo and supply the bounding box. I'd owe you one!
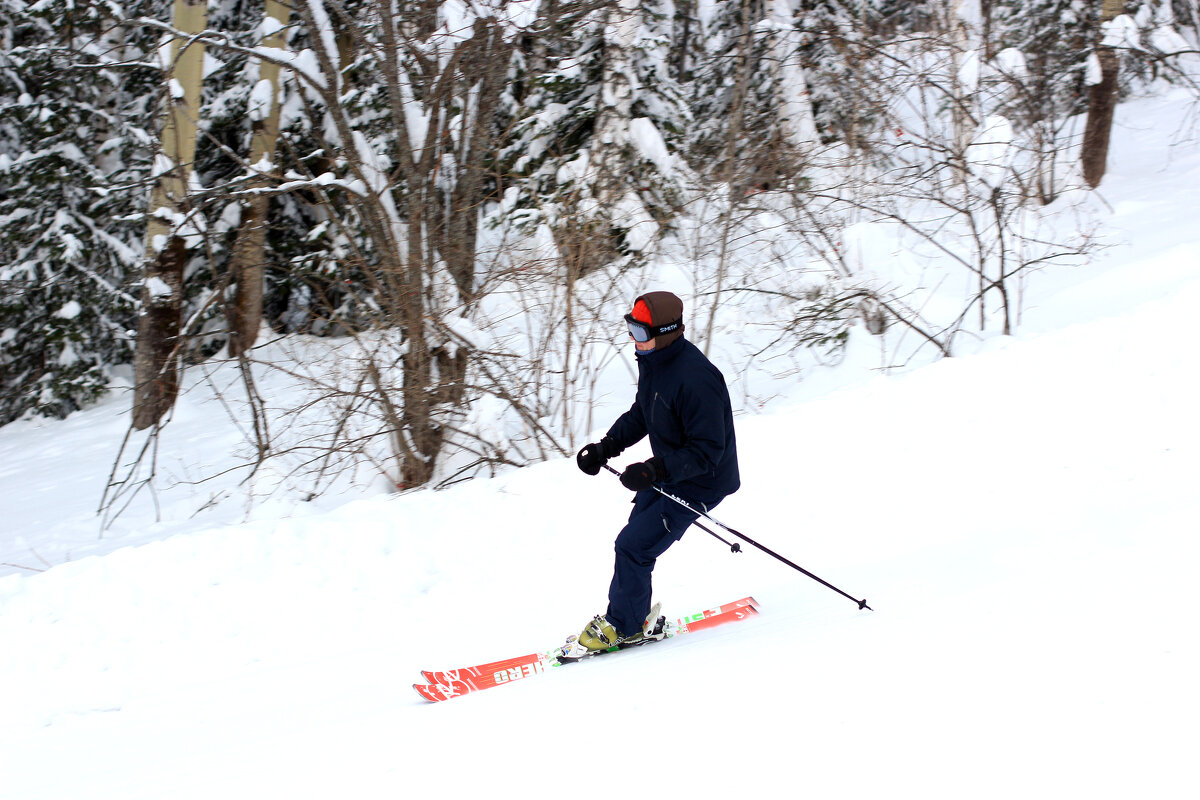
[632,291,685,349]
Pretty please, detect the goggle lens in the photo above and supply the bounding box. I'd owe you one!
[625,315,653,342]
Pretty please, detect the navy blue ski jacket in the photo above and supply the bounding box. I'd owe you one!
[606,336,740,503]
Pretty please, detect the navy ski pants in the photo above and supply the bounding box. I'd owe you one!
[605,489,722,637]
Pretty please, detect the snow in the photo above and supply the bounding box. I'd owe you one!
[258,14,285,39]
[1101,14,1142,50]
[202,53,224,80]
[247,78,277,123]
[967,114,1014,188]
[397,70,430,163]
[2,93,1200,799]
[258,47,326,91]
[143,275,173,299]
[305,0,340,88]
[1086,52,1104,86]
[611,190,658,252]
[501,0,539,29]
[628,116,674,177]
[53,300,83,320]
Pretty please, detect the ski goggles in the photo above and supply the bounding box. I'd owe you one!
[624,314,682,343]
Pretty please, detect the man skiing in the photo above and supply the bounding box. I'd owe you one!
[573,291,740,652]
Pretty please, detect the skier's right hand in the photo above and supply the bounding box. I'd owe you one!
[576,438,617,476]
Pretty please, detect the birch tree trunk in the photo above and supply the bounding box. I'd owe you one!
[132,0,207,430]
[227,0,290,358]
[1082,0,1125,188]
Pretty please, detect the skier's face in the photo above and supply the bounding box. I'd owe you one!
[632,336,655,352]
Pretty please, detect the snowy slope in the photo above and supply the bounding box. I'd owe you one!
[2,91,1199,799]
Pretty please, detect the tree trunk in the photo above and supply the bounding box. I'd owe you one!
[437,17,508,307]
[132,237,187,429]
[132,0,207,430]
[227,0,290,358]
[400,195,439,488]
[1082,0,1125,188]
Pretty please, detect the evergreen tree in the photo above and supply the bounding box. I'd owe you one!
[689,0,817,189]
[0,0,161,424]
[497,0,692,272]
[795,0,889,151]
[689,0,759,182]
[994,0,1095,127]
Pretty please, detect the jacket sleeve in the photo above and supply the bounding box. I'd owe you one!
[605,400,647,454]
[660,368,729,484]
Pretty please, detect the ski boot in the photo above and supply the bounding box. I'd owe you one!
[559,603,666,660]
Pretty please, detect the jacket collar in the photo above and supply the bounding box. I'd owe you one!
[635,336,686,367]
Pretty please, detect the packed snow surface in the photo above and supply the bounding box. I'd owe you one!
[2,93,1198,799]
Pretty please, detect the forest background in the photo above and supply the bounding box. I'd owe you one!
[2,0,1199,510]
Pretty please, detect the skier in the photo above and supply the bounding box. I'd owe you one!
[574,291,740,651]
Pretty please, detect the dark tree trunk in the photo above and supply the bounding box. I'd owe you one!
[227,193,267,358]
[1082,0,1125,188]
[1082,47,1119,188]
[226,0,289,357]
[132,0,206,429]
[132,236,186,429]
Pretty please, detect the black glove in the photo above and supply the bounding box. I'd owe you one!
[619,457,668,491]
[577,437,619,476]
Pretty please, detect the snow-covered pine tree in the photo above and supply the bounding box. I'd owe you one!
[991,0,1156,198]
[795,0,890,152]
[0,0,159,425]
[689,0,817,191]
[689,0,758,184]
[869,0,940,33]
[993,0,1094,129]
[978,1,1079,202]
[497,0,692,275]
[669,0,705,83]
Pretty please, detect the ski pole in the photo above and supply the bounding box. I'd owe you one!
[604,465,872,611]
[605,462,740,551]
[692,518,742,553]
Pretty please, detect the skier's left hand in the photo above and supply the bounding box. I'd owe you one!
[619,457,667,491]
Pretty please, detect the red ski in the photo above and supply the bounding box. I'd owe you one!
[421,596,756,687]
[414,597,759,703]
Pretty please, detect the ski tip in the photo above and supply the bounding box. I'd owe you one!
[414,682,464,703]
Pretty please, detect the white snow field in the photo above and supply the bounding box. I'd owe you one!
[2,92,1199,799]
